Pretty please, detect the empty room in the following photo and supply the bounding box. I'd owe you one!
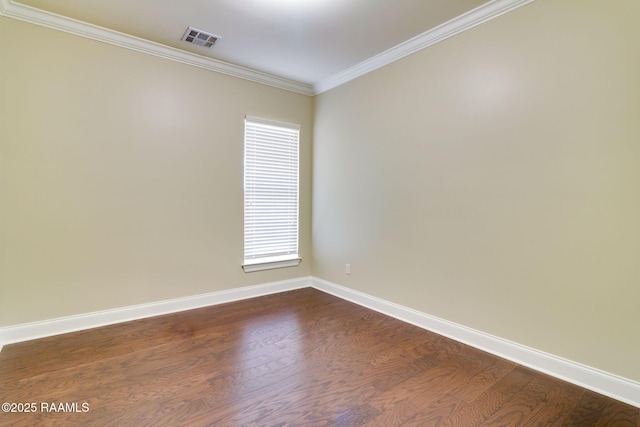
[1,0,639,425]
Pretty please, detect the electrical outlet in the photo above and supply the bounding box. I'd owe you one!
[345,264,351,275]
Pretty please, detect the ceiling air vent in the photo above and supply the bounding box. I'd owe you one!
[182,27,220,48]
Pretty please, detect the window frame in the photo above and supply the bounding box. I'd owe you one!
[242,116,301,272]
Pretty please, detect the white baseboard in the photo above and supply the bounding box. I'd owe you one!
[1,275,638,408]
[0,276,312,351]
[311,277,640,409]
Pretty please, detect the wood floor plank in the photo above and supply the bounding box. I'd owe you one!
[443,366,536,427]
[521,377,583,426]
[448,390,515,427]
[563,389,613,426]
[404,394,466,427]
[449,358,517,402]
[1,288,637,426]
[403,351,495,411]
[367,399,420,426]
[595,400,640,427]
[479,374,562,426]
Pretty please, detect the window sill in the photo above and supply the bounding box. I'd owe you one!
[242,256,301,273]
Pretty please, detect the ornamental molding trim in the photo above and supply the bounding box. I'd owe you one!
[0,0,315,95]
[314,0,536,94]
[1,0,535,96]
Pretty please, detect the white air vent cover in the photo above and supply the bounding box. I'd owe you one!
[182,27,220,48]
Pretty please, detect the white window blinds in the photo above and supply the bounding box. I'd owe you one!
[243,116,300,270]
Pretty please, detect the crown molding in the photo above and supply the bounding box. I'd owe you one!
[314,0,537,94]
[0,0,315,96]
[0,0,536,96]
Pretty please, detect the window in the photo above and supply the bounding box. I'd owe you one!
[243,116,300,272]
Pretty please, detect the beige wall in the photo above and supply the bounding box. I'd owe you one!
[312,0,640,382]
[0,16,312,326]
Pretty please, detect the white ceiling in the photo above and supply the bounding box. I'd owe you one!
[12,0,490,83]
[2,0,536,93]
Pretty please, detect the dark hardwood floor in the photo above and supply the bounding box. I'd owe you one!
[1,288,638,426]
